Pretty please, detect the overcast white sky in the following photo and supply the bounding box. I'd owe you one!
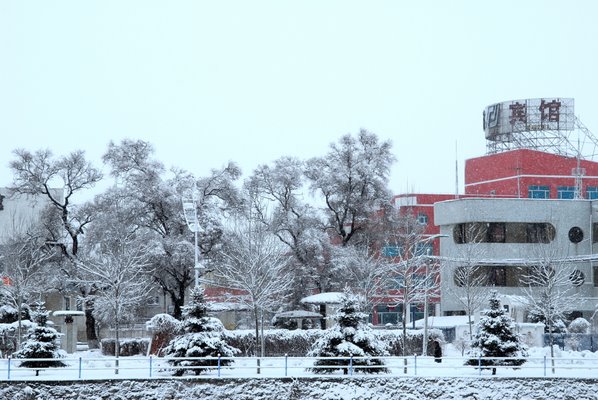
[1,1,597,200]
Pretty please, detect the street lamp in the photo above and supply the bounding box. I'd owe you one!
[182,187,201,288]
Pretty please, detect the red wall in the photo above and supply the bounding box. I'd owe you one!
[464,149,598,198]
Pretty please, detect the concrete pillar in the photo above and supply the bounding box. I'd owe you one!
[53,311,84,354]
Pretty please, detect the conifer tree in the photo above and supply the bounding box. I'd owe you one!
[13,303,66,376]
[308,289,388,374]
[465,291,527,375]
[165,287,239,376]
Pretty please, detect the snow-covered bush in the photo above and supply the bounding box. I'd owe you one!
[101,338,150,356]
[527,308,567,334]
[147,313,182,335]
[465,291,527,375]
[223,327,439,357]
[0,303,30,324]
[224,328,324,357]
[147,313,183,356]
[568,317,590,334]
[13,304,66,376]
[164,287,239,376]
[376,328,444,357]
[307,289,389,374]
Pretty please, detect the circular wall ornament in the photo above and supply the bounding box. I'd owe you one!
[568,227,584,243]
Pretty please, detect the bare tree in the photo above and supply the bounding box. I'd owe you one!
[9,148,103,347]
[77,241,151,374]
[246,157,337,327]
[304,129,395,247]
[521,247,580,373]
[384,213,437,371]
[444,225,489,340]
[209,218,294,372]
[102,139,242,319]
[331,243,391,313]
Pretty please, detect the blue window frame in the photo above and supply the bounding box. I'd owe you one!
[417,212,429,225]
[587,187,598,199]
[382,245,403,257]
[528,185,550,199]
[557,186,576,199]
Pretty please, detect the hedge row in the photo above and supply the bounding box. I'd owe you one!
[101,338,150,356]
[101,328,444,357]
[223,328,444,357]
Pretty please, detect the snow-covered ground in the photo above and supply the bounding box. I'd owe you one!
[2,345,598,399]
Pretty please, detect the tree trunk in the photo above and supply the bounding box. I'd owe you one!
[402,302,408,374]
[85,308,99,349]
[254,307,260,374]
[549,322,556,374]
[17,296,23,349]
[115,316,120,375]
[170,286,186,320]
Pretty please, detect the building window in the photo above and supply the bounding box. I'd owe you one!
[453,222,555,244]
[386,276,405,289]
[588,187,598,199]
[528,185,550,199]
[557,186,576,199]
[593,265,598,287]
[417,212,428,225]
[453,265,528,287]
[382,245,402,257]
[488,266,507,286]
[375,304,400,325]
[487,223,506,243]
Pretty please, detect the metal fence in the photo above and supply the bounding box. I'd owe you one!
[1,354,598,380]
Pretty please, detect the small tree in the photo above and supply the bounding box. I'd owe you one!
[445,224,489,341]
[308,289,389,374]
[465,291,527,375]
[164,287,239,376]
[210,218,294,368]
[13,303,66,376]
[568,317,590,334]
[521,248,579,373]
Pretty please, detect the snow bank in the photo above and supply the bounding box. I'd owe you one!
[1,377,598,400]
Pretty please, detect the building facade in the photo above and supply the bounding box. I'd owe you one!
[435,197,598,321]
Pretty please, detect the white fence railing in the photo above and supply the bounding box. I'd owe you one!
[1,355,598,380]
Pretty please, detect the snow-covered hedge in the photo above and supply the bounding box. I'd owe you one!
[101,338,150,356]
[223,328,443,357]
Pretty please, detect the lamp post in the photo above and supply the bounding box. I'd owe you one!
[182,187,201,288]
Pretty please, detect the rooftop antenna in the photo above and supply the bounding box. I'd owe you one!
[455,141,459,198]
[574,136,584,199]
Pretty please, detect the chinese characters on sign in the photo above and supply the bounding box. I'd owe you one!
[539,99,561,123]
[509,102,527,124]
[508,99,562,126]
[484,98,573,140]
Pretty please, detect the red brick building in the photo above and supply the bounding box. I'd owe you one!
[465,148,598,200]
